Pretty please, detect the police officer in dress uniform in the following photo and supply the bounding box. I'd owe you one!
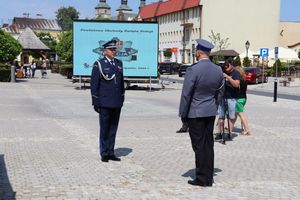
[91,39,125,162]
[179,39,223,187]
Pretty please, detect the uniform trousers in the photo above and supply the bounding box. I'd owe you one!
[188,116,215,184]
[99,107,121,157]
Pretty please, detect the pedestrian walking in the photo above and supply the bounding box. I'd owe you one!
[179,39,223,187]
[41,59,47,78]
[91,39,125,163]
[233,66,251,135]
[31,60,36,78]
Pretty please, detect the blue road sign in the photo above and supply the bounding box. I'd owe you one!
[260,48,269,57]
[275,47,278,54]
[275,47,279,61]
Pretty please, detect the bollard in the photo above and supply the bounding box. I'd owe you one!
[273,79,278,102]
[11,65,16,83]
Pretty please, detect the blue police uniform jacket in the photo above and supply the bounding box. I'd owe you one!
[179,59,224,118]
[91,57,125,108]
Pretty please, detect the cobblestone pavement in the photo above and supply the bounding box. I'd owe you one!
[0,72,300,199]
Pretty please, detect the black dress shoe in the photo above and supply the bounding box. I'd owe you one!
[214,133,222,141]
[176,128,188,133]
[101,156,109,162]
[188,179,212,187]
[109,155,121,161]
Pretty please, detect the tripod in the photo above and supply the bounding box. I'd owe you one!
[220,96,231,144]
[215,78,231,145]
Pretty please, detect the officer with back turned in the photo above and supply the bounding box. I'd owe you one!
[91,39,125,162]
[179,39,223,187]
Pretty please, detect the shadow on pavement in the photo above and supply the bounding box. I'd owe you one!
[74,85,91,90]
[115,147,133,157]
[182,168,222,179]
[16,79,29,83]
[0,155,16,200]
[127,85,162,91]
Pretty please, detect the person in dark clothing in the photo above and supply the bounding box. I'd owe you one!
[179,39,223,187]
[215,58,240,140]
[91,39,125,163]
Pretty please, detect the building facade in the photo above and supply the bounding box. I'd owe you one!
[95,0,143,21]
[139,0,281,64]
[279,22,300,53]
[139,0,201,63]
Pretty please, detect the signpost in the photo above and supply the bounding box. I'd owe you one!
[274,47,279,102]
[260,48,269,88]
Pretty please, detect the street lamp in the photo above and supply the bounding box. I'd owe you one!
[245,40,250,58]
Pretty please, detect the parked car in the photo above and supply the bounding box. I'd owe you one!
[244,67,268,84]
[178,63,193,77]
[158,61,180,75]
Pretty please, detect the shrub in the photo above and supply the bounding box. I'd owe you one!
[243,57,251,67]
[59,63,73,79]
[0,63,11,82]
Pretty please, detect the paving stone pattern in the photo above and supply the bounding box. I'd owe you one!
[0,72,300,199]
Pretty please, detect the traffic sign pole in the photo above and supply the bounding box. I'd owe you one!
[273,47,279,102]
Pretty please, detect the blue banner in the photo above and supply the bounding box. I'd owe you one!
[73,21,159,77]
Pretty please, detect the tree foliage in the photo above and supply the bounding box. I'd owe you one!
[242,57,251,67]
[35,32,57,51]
[234,56,241,66]
[0,29,22,63]
[56,6,79,31]
[56,31,73,63]
[208,30,230,62]
[208,30,230,52]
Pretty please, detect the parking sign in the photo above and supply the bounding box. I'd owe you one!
[260,48,269,57]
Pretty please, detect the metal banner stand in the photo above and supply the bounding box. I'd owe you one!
[79,75,82,89]
[149,76,152,92]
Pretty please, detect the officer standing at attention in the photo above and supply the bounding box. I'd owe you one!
[179,39,223,187]
[91,39,125,162]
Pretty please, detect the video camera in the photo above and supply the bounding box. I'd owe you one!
[217,61,226,72]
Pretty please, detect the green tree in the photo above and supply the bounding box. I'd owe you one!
[56,6,79,31]
[234,56,241,66]
[272,59,283,76]
[163,49,172,58]
[35,32,57,51]
[242,57,251,67]
[56,31,73,63]
[208,30,230,62]
[0,29,22,63]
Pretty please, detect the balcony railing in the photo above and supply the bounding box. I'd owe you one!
[180,18,193,26]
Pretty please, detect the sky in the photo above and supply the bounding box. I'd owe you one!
[0,0,299,25]
[0,0,156,24]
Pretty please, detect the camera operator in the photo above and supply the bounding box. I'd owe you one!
[215,58,240,140]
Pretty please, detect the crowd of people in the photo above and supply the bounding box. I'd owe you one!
[14,59,48,79]
[177,57,251,138]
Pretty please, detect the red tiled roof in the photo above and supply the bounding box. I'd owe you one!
[139,0,200,19]
[139,2,160,19]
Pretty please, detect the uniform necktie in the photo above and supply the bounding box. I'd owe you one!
[110,60,115,66]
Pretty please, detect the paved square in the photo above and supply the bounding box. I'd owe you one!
[1,72,300,199]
